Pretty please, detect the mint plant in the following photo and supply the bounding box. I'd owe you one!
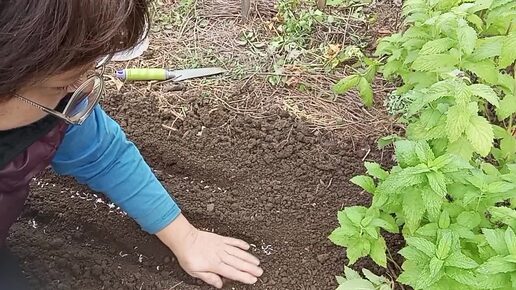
[330,1,516,289]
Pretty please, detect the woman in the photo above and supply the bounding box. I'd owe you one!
[0,1,263,289]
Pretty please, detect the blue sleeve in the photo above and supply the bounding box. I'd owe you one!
[51,105,181,234]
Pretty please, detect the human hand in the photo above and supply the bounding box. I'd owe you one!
[156,214,263,288]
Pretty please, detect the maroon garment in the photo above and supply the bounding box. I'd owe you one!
[0,121,67,247]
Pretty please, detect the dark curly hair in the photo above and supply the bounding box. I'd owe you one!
[0,0,151,100]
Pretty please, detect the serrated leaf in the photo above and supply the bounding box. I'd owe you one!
[457,211,481,229]
[344,266,361,280]
[415,265,444,289]
[470,84,500,107]
[429,154,454,171]
[487,181,515,193]
[362,269,389,286]
[336,279,376,290]
[395,140,420,167]
[419,38,454,55]
[483,228,509,255]
[417,223,439,237]
[454,81,473,105]
[447,137,475,161]
[346,239,371,265]
[497,93,516,120]
[505,227,516,255]
[329,228,355,247]
[403,190,425,233]
[370,237,387,267]
[411,54,459,72]
[345,206,367,226]
[336,275,347,284]
[364,226,379,239]
[399,245,429,262]
[457,19,477,55]
[445,251,479,269]
[446,267,479,286]
[429,256,444,278]
[333,75,360,94]
[438,210,451,229]
[358,77,374,108]
[364,162,389,180]
[466,13,484,30]
[500,31,516,68]
[351,176,376,193]
[427,171,447,197]
[446,104,472,142]
[436,231,453,259]
[477,256,516,274]
[465,116,494,157]
[477,272,512,289]
[470,36,503,61]
[463,59,499,84]
[371,213,399,233]
[422,188,444,220]
[406,237,437,257]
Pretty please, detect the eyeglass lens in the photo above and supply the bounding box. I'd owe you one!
[63,77,103,121]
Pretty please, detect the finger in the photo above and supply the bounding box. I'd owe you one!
[195,272,224,289]
[226,246,261,266]
[217,262,259,285]
[222,252,263,277]
[224,237,250,250]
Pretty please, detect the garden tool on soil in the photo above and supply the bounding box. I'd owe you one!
[115,67,226,81]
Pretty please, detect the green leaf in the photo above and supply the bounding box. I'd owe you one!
[487,181,515,193]
[419,38,454,55]
[362,269,389,286]
[364,162,389,180]
[445,251,479,269]
[463,59,499,85]
[351,176,376,193]
[370,237,387,267]
[364,226,379,239]
[470,36,503,61]
[395,140,420,167]
[358,77,374,108]
[500,31,516,68]
[497,93,516,120]
[477,256,516,274]
[488,207,516,229]
[344,266,361,280]
[446,267,479,287]
[336,279,375,290]
[427,171,447,197]
[465,116,494,157]
[505,227,516,255]
[457,211,481,229]
[346,239,371,265]
[454,81,473,105]
[329,228,355,247]
[429,154,454,171]
[415,141,435,163]
[483,228,509,255]
[438,210,451,229]
[406,237,437,257]
[466,13,484,30]
[371,213,399,233]
[447,137,475,161]
[333,75,360,94]
[422,188,444,221]
[403,190,426,233]
[457,19,477,55]
[411,54,459,72]
[436,231,453,259]
[399,245,429,262]
[470,84,500,107]
[446,104,472,142]
[429,256,445,278]
[417,223,438,237]
[337,211,357,231]
[336,275,347,284]
[345,206,367,226]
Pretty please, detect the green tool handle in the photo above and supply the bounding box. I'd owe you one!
[119,68,174,81]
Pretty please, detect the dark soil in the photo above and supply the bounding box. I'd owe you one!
[8,88,404,290]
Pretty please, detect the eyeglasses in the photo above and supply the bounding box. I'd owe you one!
[15,54,113,125]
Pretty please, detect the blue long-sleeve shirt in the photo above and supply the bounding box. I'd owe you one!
[51,105,181,234]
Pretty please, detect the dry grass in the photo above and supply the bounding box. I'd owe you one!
[104,0,400,139]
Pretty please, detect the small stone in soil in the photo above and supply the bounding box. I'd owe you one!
[207,203,215,212]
